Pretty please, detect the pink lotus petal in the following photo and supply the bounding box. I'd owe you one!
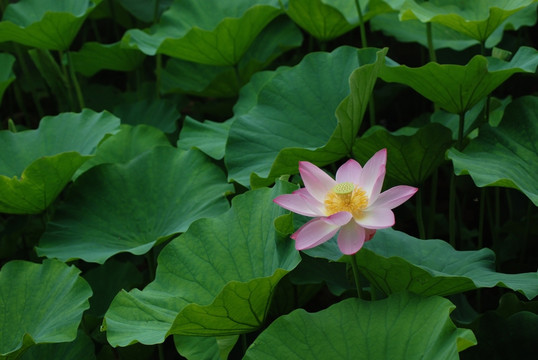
[365,228,377,241]
[294,188,326,215]
[367,165,386,204]
[299,161,336,203]
[335,159,362,184]
[370,185,418,210]
[356,207,395,229]
[337,222,366,255]
[273,193,323,217]
[359,149,387,197]
[291,218,340,250]
[324,211,353,226]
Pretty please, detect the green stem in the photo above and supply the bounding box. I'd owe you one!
[58,50,75,110]
[153,0,160,23]
[14,44,44,119]
[354,0,368,48]
[350,254,364,299]
[426,22,437,63]
[478,188,486,249]
[416,188,426,239]
[155,53,162,98]
[66,51,85,110]
[449,172,457,248]
[457,112,465,151]
[427,169,438,238]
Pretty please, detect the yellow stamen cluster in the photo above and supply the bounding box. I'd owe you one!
[324,182,368,219]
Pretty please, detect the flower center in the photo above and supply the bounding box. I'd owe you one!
[324,182,368,218]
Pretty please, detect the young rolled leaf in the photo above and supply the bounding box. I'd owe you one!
[0,109,120,214]
[225,46,387,187]
[0,0,103,50]
[121,0,282,65]
[36,147,233,264]
[103,182,301,346]
[356,228,538,299]
[447,95,538,205]
[244,292,476,359]
[0,53,16,104]
[380,46,538,114]
[0,259,92,359]
[177,117,232,160]
[396,0,536,43]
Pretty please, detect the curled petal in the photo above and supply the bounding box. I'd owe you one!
[335,159,362,184]
[337,221,366,255]
[291,218,340,250]
[299,161,336,203]
[370,185,418,210]
[367,165,386,204]
[356,207,395,229]
[273,193,322,217]
[359,149,387,197]
[365,228,377,242]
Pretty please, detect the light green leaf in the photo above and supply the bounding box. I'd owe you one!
[74,124,171,179]
[485,3,538,48]
[177,117,232,160]
[36,147,233,264]
[225,46,387,187]
[103,182,301,346]
[380,46,538,114]
[244,292,476,359]
[0,259,92,359]
[160,16,302,97]
[398,0,537,43]
[357,228,538,299]
[447,95,538,205]
[20,331,95,360]
[121,0,281,65]
[284,0,391,40]
[113,98,180,133]
[174,335,238,360]
[352,122,453,186]
[0,53,15,104]
[0,0,103,50]
[70,41,145,77]
[0,109,120,214]
[371,12,479,50]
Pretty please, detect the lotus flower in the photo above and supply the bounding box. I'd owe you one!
[274,149,417,255]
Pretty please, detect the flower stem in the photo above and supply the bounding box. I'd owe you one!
[354,0,368,48]
[416,188,426,239]
[350,253,364,299]
[66,51,85,111]
[427,169,438,238]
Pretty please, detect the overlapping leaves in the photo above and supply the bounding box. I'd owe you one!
[104,182,301,346]
[36,147,233,263]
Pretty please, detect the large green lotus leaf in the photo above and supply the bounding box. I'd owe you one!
[485,2,538,47]
[352,122,453,186]
[371,12,479,50]
[121,0,281,65]
[355,228,538,299]
[113,98,180,133]
[0,259,92,359]
[74,124,172,179]
[20,331,95,360]
[0,109,120,214]
[0,0,103,50]
[244,292,476,359]
[0,53,15,104]
[380,46,538,114]
[397,0,536,42]
[70,41,145,77]
[177,117,232,160]
[160,16,302,97]
[103,182,301,346]
[446,96,538,205]
[284,0,391,40]
[225,46,387,187]
[36,147,233,264]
